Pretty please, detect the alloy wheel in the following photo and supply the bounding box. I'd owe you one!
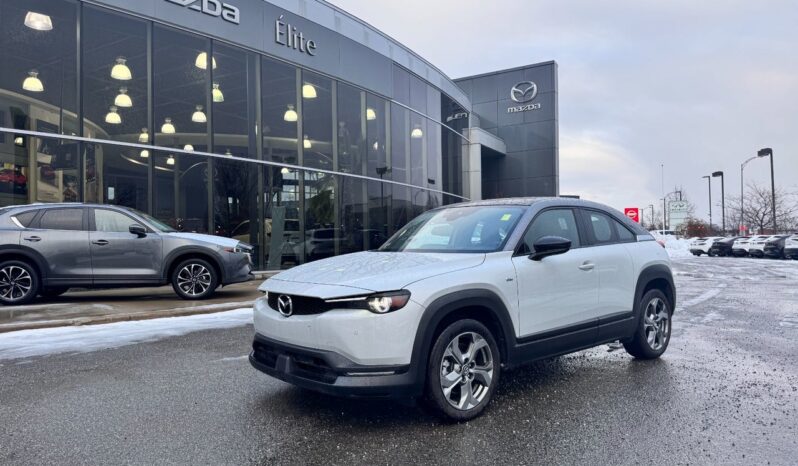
[439,332,494,411]
[643,297,670,351]
[176,263,212,297]
[0,265,33,302]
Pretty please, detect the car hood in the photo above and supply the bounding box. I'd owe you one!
[264,251,486,295]
[163,232,239,248]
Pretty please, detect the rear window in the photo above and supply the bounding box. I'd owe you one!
[39,209,84,231]
[13,210,38,227]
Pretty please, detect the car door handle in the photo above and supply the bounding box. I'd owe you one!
[23,236,42,242]
[578,262,595,271]
[92,240,109,246]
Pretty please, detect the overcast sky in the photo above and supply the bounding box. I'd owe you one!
[329,0,797,223]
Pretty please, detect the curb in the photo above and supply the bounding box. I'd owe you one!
[0,300,256,334]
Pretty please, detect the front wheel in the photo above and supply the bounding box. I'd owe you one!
[0,260,39,305]
[624,289,672,359]
[424,319,501,421]
[171,258,219,300]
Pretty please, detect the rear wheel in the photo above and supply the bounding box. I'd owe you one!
[0,260,39,305]
[171,258,219,300]
[424,319,501,421]
[624,289,672,359]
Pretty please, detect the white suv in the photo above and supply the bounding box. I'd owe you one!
[250,199,675,420]
[689,236,724,256]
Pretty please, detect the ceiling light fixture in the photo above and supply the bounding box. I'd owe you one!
[24,11,53,31]
[280,167,290,175]
[283,104,297,122]
[14,136,24,146]
[366,108,377,121]
[22,70,44,92]
[191,105,207,123]
[161,117,175,134]
[105,106,122,125]
[111,57,132,81]
[166,155,176,165]
[195,52,216,70]
[302,83,317,99]
[114,87,132,107]
[225,149,233,157]
[303,134,312,149]
[212,82,224,103]
[183,144,194,152]
[138,128,149,143]
[139,149,149,158]
[410,125,423,139]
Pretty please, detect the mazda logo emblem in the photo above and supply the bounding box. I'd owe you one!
[510,81,538,103]
[276,294,293,317]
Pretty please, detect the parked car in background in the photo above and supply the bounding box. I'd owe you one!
[748,235,777,258]
[763,235,790,259]
[689,237,724,256]
[0,203,253,305]
[708,237,739,257]
[731,236,752,256]
[784,235,798,259]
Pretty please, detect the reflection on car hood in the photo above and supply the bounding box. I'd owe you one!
[268,251,486,292]
[164,232,238,248]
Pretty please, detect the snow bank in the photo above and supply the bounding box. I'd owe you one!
[0,308,253,361]
[652,234,693,259]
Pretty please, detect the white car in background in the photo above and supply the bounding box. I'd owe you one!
[689,237,724,256]
[748,235,777,258]
[731,236,752,256]
[785,234,798,260]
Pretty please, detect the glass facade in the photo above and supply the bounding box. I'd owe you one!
[0,0,468,269]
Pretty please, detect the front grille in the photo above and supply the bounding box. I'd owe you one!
[267,293,333,315]
[252,339,337,384]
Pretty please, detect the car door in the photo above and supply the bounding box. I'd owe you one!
[89,208,163,283]
[578,209,636,322]
[511,208,599,340]
[22,207,92,284]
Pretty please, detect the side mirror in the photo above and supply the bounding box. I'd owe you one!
[129,224,147,237]
[529,236,572,261]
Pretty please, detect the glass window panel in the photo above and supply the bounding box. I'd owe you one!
[0,0,78,207]
[263,165,301,269]
[392,66,410,107]
[409,113,425,188]
[303,171,335,263]
[40,208,83,231]
[301,71,332,170]
[523,209,581,254]
[409,74,427,115]
[336,83,364,175]
[152,26,209,232]
[426,120,441,191]
[95,208,137,232]
[366,95,389,240]
[82,7,148,210]
[261,56,297,166]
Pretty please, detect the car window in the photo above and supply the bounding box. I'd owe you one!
[13,210,38,227]
[39,208,84,231]
[95,209,137,233]
[615,220,635,242]
[583,210,615,244]
[520,209,580,254]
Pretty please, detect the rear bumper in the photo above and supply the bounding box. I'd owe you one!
[785,248,798,258]
[249,333,419,398]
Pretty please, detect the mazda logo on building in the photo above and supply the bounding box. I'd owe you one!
[510,81,538,103]
[276,295,293,317]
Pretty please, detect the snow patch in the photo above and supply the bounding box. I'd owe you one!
[0,308,253,361]
[652,234,693,259]
[680,287,723,309]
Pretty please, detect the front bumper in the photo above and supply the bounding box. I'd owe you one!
[249,333,419,398]
[785,248,798,259]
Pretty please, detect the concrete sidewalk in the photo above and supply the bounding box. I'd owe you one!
[0,277,271,333]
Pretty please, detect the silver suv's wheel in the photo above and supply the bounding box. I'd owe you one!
[425,319,501,421]
[0,260,39,305]
[171,258,218,300]
[624,289,672,359]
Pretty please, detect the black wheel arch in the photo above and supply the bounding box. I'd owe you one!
[408,288,516,396]
[0,245,48,281]
[634,264,676,314]
[163,247,226,283]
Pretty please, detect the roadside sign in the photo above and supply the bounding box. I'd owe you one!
[624,207,640,223]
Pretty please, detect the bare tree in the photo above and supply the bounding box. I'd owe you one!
[726,182,798,234]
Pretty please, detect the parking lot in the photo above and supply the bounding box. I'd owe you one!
[1,255,796,465]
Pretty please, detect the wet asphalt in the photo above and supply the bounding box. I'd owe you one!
[1,256,796,465]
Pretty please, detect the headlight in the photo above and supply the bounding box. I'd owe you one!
[224,243,253,254]
[325,290,411,314]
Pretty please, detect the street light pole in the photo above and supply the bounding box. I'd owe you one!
[758,148,776,232]
[702,175,712,231]
[648,204,655,228]
[712,171,725,233]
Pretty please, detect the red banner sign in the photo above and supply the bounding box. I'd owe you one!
[624,207,640,223]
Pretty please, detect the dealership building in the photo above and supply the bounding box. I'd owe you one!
[0,0,559,269]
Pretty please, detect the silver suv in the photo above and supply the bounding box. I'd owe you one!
[0,203,253,305]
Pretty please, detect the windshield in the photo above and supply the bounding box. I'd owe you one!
[130,209,177,232]
[379,206,525,253]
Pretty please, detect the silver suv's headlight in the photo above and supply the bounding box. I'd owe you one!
[325,290,411,314]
